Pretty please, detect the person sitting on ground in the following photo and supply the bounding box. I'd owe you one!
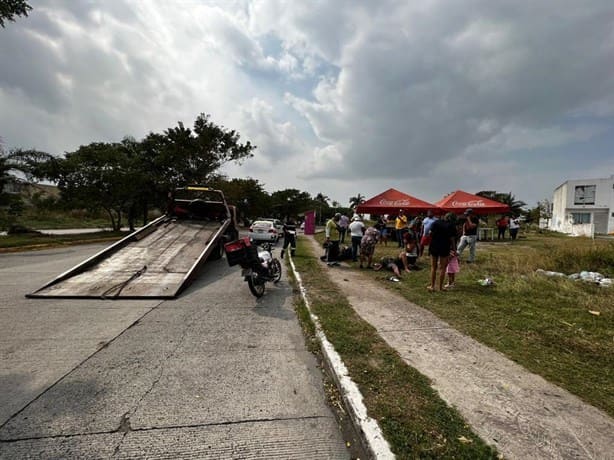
[359,225,380,269]
[400,221,420,272]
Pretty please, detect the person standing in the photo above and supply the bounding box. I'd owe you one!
[395,209,408,248]
[359,226,380,269]
[280,218,297,259]
[509,217,520,241]
[445,250,460,289]
[339,214,349,244]
[428,212,457,291]
[325,213,342,266]
[374,215,388,245]
[348,215,365,262]
[496,215,509,240]
[457,208,479,263]
[419,209,437,257]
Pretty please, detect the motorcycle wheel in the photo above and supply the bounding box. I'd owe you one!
[247,273,265,297]
[271,258,282,283]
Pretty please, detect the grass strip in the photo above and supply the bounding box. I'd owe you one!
[0,231,126,252]
[292,237,499,459]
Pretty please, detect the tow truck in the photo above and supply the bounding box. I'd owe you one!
[27,186,238,299]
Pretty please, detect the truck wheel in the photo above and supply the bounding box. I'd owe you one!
[247,274,265,297]
[210,241,224,260]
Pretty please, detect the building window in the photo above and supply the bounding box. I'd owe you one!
[574,185,596,205]
[571,212,591,224]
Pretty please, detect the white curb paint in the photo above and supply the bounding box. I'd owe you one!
[289,255,395,460]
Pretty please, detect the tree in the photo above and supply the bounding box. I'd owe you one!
[0,0,32,27]
[7,148,57,182]
[315,192,330,206]
[349,193,365,209]
[146,114,255,188]
[0,149,26,229]
[53,142,144,231]
[476,190,526,216]
[3,113,256,229]
[538,199,553,226]
[0,152,12,207]
[270,188,313,220]
[314,192,330,225]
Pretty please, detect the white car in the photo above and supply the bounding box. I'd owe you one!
[249,220,279,243]
[258,217,284,235]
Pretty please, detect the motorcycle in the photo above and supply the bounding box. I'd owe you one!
[224,237,282,298]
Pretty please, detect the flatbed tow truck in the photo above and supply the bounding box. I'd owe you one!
[27,186,238,299]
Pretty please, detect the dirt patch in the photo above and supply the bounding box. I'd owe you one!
[305,235,614,460]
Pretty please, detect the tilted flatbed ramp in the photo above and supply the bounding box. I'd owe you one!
[27,216,230,299]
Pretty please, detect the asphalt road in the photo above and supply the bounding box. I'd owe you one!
[0,244,351,459]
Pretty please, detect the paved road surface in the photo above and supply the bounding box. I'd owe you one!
[0,244,352,459]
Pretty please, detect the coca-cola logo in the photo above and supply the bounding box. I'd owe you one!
[379,199,411,206]
[451,200,486,207]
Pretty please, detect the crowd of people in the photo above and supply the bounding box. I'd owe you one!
[321,209,522,292]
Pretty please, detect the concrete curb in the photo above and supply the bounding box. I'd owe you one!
[288,253,395,460]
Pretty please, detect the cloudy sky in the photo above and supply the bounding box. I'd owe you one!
[2,0,614,208]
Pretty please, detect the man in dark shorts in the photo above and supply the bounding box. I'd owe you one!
[280,218,297,259]
[427,212,457,291]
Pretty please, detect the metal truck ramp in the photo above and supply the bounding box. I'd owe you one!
[27,217,227,299]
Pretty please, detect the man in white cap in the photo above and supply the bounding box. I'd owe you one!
[348,215,365,262]
[457,208,478,263]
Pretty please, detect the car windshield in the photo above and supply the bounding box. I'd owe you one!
[252,221,272,228]
[174,187,223,201]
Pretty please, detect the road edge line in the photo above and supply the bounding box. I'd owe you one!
[288,254,395,460]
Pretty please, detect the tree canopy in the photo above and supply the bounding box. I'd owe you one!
[8,113,256,230]
[476,190,526,216]
[0,0,32,27]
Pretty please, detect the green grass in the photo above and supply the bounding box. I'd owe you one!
[0,231,127,251]
[4,209,112,230]
[324,231,614,418]
[292,238,499,459]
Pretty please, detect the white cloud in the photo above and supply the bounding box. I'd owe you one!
[2,0,614,208]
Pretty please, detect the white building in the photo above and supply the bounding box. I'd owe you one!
[551,175,614,236]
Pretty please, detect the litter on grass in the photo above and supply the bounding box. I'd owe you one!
[478,277,496,286]
[536,269,613,287]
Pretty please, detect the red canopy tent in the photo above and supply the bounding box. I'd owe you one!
[434,190,510,215]
[356,188,437,215]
